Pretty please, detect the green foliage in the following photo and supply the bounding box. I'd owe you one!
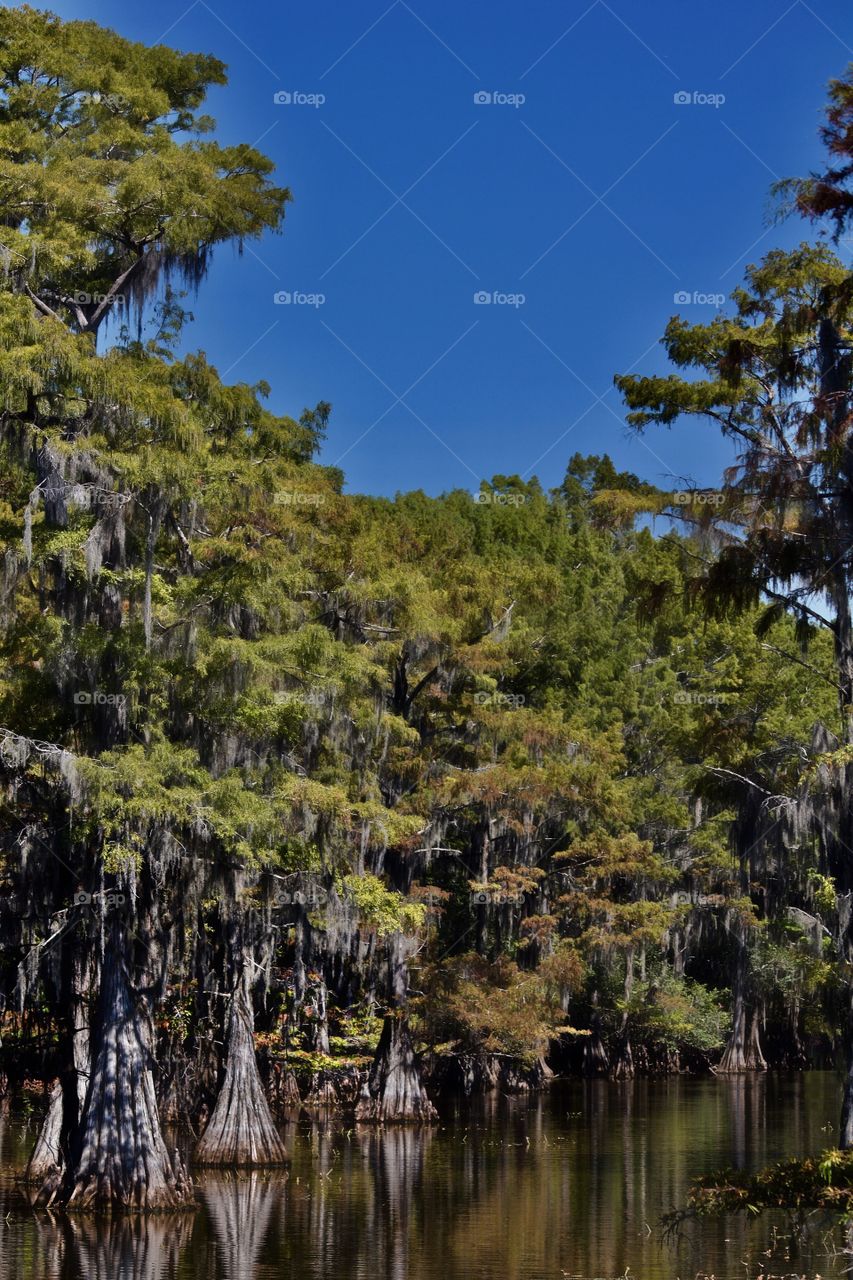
[0,7,849,1107]
[670,1149,853,1224]
[0,7,289,337]
[338,873,426,937]
[416,953,569,1063]
[621,970,729,1054]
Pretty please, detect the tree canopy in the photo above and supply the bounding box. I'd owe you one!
[1,5,853,1215]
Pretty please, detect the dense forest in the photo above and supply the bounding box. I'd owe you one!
[3,4,853,1217]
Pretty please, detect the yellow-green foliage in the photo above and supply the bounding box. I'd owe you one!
[338,873,426,936]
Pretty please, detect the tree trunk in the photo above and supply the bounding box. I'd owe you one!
[305,975,330,1055]
[24,1080,63,1185]
[583,989,610,1075]
[304,1071,339,1107]
[356,1015,437,1123]
[718,914,766,1073]
[611,950,635,1079]
[610,1038,634,1079]
[26,940,92,1190]
[717,980,767,1073]
[194,962,287,1166]
[269,1063,302,1114]
[281,1070,302,1109]
[42,942,193,1211]
[823,351,853,1142]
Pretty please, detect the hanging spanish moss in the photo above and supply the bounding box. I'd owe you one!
[6,7,853,1230]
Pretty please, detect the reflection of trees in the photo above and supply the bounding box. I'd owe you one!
[65,1214,194,1280]
[724,1072,767,1169]
[268,1119,435,1279]
[357,1126,436,1280]
[418,1078,821,1280]
[0,1075,841,1280]
[6,1209,65,1280]
[201,1171,286,1280]
[9,1212,195,1280]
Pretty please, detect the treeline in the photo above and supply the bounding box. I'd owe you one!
[1,5,853,1213]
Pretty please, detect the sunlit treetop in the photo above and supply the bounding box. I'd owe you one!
[0,5,290,336]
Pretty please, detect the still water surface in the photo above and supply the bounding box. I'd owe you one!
[0,1073,847,1280]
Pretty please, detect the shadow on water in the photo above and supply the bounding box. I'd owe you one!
[0,1073,849,1280]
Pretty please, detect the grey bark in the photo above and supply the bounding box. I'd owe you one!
[356,1015,437,1123]
[24,1080,63,1185]
[717,933,766,1074]
[194,961,287,1166]
[44,943,193,1211]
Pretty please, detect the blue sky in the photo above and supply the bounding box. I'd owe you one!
[51,0,853,498]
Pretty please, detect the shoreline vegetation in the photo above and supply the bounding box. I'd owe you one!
[3,5,853,1221]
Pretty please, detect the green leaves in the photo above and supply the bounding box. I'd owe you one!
[0,8,847,1095]
[0,7,289,336]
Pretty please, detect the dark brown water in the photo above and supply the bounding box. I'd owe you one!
[0,1073,848,1280]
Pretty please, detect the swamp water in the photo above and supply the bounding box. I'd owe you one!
[0,1072,846,1279]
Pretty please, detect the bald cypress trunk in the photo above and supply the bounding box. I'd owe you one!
[583,990,610,1075]
[356,1015,437,1123]
[837,759,853,1147]
[40,939,192,1211]
[194,959,287,1166]
[611,950,635,1079]
[822,318,853,1146]
[305,975,331,1055]
[841,936,853,1149]
[26,939,93,1194]
[282,1071,302,1109]
[718,992,767,1073]
[25,1080,63,1186]
[717,939,766,1073]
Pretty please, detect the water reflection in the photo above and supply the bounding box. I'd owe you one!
[201,1171,288,1279]
[68,1214,194,1280]
[0,1073,846,1280]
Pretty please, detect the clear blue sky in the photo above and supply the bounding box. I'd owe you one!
[51,0,853,497]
